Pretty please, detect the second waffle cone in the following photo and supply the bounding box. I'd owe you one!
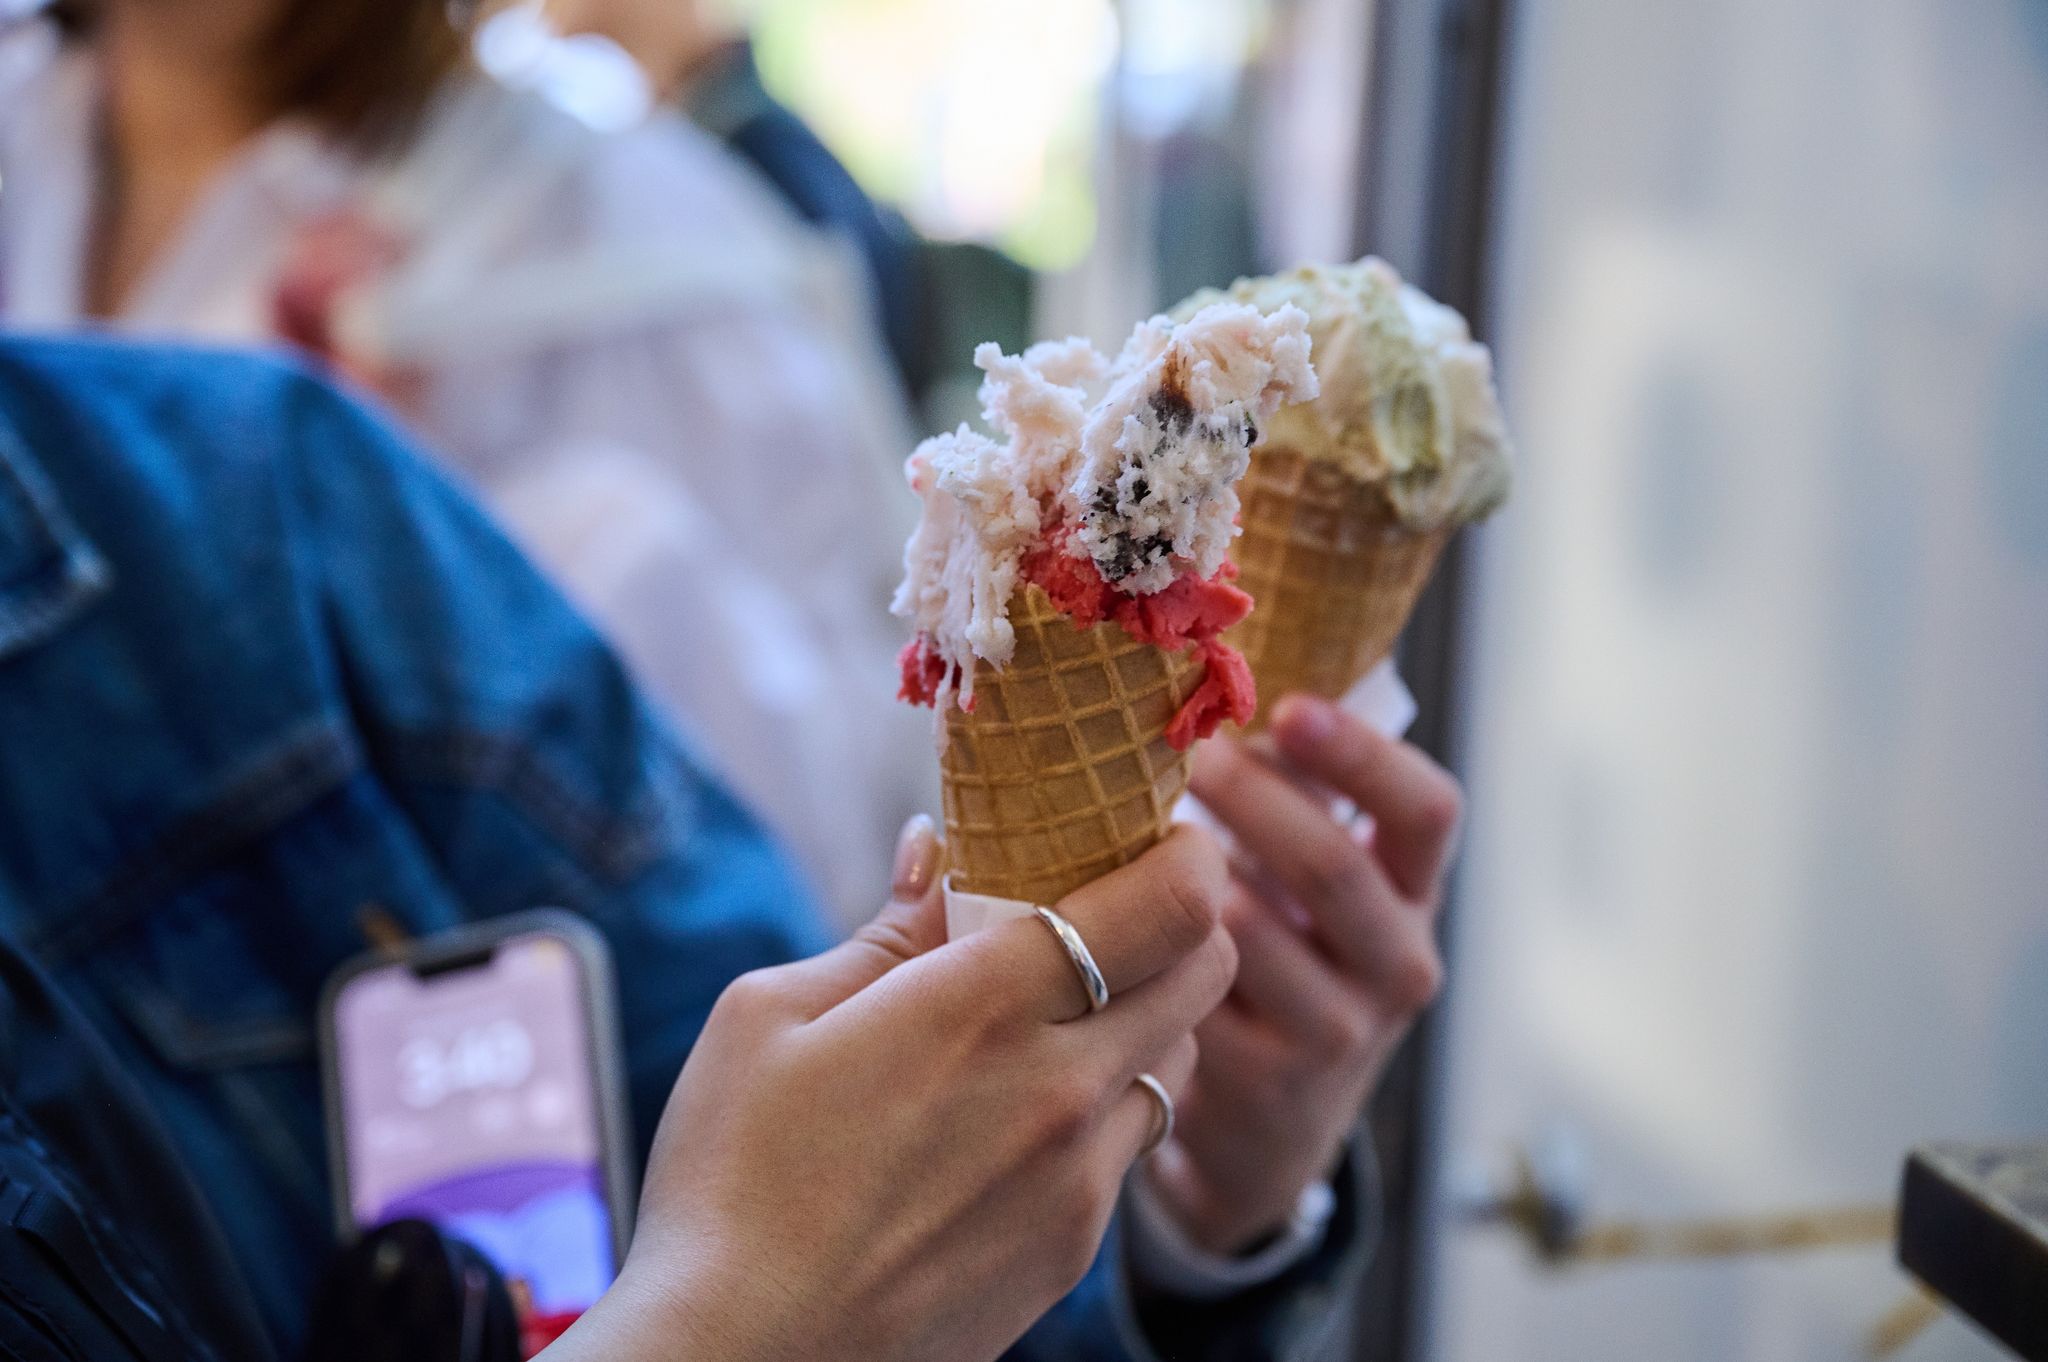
[1227,445,1451,731]
[941,586,1206,904]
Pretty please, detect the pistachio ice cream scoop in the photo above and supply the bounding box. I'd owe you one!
[1173,257,1513,727]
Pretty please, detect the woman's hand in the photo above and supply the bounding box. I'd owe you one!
[1156,695,1464,1256]
[546,821,1239,1362]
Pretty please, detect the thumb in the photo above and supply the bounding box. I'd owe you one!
[844,814,950,972]
[779,815,948,1019]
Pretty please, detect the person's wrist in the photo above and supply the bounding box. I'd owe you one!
[1146,1151,1332,1257]
[595,1245,792,1362]
[1124,1165,1339,1303]
[1170,1193,1297,1259]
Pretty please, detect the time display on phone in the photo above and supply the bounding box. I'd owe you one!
[398,1020,535,1109]
[331,933,616,1354]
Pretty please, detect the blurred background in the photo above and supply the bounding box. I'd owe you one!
[711,0,2047,1357]
[11,0,2044,1355]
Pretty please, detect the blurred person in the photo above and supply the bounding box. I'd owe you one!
[0,0,929,927]
[0,334,1460,1358]
[521,0,924,392]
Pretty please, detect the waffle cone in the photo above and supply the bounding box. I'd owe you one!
[940,586,1206,904]
[1227,445,1453,731]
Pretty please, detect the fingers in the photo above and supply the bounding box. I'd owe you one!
[1189,739,1420,984]
[1269,696,1464,900]
[772,816,948,1019]
[1063,923,1238,1086]
[1219,883,1366,1048]
[1099,1034,1198,1171]
[987,825,1232,1024]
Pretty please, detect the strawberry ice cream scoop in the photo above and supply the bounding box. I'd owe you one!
[892,300,1317,742]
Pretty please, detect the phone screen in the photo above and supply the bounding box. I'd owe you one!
[331,932,616,1346]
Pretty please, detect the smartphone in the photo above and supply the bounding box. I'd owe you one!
[319,912,633,1353]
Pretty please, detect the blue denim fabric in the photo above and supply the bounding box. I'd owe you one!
[0,922,275,1361]
[0,337,1334,1362]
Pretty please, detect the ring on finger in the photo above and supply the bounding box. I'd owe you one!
[1134,1072,1175,1157]
[1033,906,1110,1013]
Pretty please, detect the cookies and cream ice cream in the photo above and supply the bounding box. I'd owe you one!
[893,300,1316,747]
[1174,257,1511,530]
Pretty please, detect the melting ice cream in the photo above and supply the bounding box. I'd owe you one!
[893,300,1317,744]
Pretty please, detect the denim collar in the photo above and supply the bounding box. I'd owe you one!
[0,409,110,663]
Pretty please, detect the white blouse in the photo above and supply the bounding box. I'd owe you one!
[0,28,938,927]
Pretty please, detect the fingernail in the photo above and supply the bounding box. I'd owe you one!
[1278,695,1338,745]
[891,814,940,899]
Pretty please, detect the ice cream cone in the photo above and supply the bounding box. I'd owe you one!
[940,586,1207,904]
[1227,445,1453,731]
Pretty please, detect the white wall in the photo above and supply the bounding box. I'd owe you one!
[1427,0,2048,1357]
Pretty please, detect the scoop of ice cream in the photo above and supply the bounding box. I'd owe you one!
[1072,304,1317,593]
[893,300,1316,712]
[1174,257,1511,530]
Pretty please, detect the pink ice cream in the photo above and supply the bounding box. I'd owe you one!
[893,301,1317,748]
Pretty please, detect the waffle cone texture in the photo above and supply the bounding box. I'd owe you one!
[1226,445,1452,731]
[941,586,1206,904]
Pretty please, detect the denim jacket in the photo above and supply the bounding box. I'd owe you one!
[0,337,1352,1361]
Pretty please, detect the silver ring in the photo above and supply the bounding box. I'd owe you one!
[1033,906,1110,1013]
[1134,1073,1175,1157]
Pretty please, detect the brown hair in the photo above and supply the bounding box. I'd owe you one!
[49,0,469,154]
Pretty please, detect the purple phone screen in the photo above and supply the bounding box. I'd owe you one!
[333,934,615,1343]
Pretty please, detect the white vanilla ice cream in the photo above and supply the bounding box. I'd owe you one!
[892,302,1317,709]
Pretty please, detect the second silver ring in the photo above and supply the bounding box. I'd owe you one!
[1134,1073,1175,1156]
[1033,906,1110,1013]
